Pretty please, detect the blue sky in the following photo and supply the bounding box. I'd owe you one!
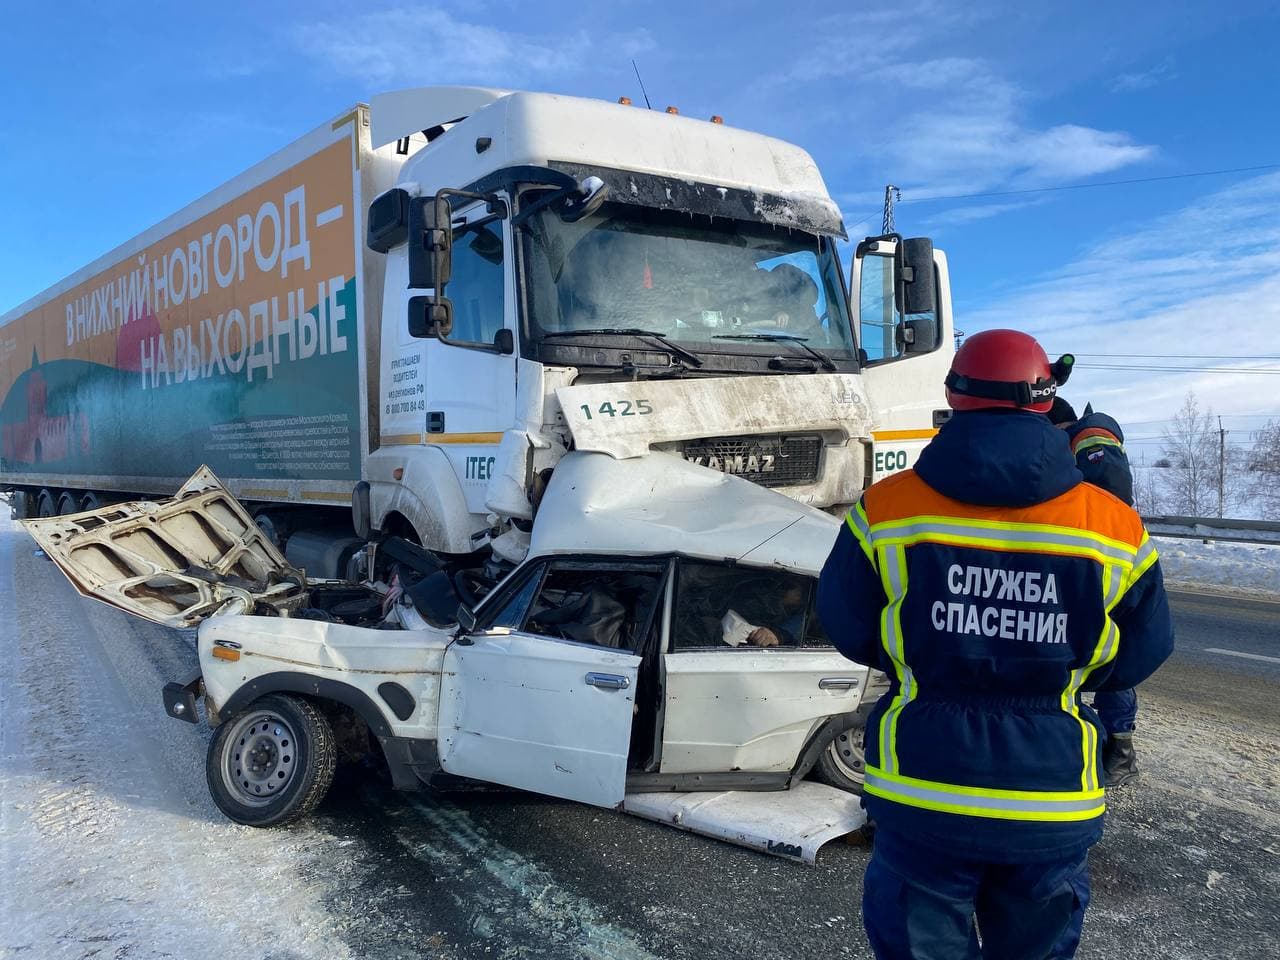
[3,0,1279,451]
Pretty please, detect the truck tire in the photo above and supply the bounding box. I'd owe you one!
[814,704,870,794]
[206,694,336,827]
[56,492,79,516]
[36,490,56,518]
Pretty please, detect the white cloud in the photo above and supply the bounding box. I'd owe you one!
[1110,57,1177,93]
[868,58,1156,198]
[958,172,1280,429]
[293,8,653,87]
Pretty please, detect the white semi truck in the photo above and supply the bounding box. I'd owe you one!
[13,88,957,859]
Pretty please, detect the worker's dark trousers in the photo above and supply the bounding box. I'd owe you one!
[862,828,1090,959]
[1092,688,1138,734]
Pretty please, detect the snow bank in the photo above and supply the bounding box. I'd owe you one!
[1154,536,1280,599]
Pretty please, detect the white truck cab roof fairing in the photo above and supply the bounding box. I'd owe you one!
[380,88,843,233]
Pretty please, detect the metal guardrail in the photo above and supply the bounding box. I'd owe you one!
[1143,515,1280,545]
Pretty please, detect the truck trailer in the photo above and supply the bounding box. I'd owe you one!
[1,86,954,580]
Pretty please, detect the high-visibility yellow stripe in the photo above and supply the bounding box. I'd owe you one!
[238,488,288,499]
[879,529,1130,569]
[379,431,505,447]
[881,545,912,773]
[872,428,940,442]
[299,490,350,501]
[865,768,1106,822]
[1074,435,1124,454]
[871,513,1142,558]
[431,432,504,444]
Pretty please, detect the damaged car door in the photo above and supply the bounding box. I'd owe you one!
[657,560,867,779]
[437,558,667,807]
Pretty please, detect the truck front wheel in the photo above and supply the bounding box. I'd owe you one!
[206,694,336,827]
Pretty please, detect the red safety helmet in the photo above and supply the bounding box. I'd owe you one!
[945,329,1070,414]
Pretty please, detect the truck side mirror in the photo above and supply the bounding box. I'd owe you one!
[408,295,454,338]
[407,194,452,290]
[896,237,937,317]
[897,316,939,356]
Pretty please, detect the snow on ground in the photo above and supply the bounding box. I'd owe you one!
[0,518,362,960]
[1154,536,1280,599]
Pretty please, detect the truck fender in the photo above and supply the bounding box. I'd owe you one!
[217,671,396,740]
[366,445,485,553]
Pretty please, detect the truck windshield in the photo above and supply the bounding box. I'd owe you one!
[520,202,856,360]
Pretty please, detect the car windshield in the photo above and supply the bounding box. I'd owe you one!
[521,200,856,357]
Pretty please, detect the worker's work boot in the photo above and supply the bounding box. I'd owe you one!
[1103,732,1140,787]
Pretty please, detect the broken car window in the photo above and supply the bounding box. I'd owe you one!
[672,562,829,650]
[522,563,664,651]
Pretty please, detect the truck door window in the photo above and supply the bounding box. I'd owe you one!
[859,253,899,363]
[520,562,664,651]
[672,562,830,650]
[447,218,506,346]
[859,253,940,363]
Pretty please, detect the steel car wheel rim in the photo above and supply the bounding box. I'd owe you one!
[827,729,866,784]
[222,711,298,806]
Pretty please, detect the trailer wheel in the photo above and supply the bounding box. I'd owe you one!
[36,490,56,518]
[206,694,336,827]
[56,492,79,516]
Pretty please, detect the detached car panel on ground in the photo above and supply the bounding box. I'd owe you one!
[26,462,872,862]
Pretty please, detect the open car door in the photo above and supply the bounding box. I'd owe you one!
[437,558,665,808]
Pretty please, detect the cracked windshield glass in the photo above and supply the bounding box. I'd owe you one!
[522,202,856,356]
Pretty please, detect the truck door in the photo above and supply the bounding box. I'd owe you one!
[853,237,955,480]
[421,204,518,512]
[437,558,666,807]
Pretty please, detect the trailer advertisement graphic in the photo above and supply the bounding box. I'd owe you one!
[0,136,361,485]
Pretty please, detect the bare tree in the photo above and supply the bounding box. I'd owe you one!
[1131,463,1163,516]
[1247,419,1280,519]
[1156,391,1243,517]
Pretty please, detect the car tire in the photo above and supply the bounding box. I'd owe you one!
[814,706,870,794]
[206,694,336,827]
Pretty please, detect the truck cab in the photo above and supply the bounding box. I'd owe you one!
[361,88,954,569]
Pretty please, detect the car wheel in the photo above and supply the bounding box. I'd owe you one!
[206,694,336,827]
[815,710,869,794]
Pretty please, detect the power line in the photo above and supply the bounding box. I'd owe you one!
[1048,352,1280,361]
[1076,363,1280,375]
[896,162,1280,205]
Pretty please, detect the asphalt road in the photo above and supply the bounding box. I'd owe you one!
[2,516,1277,960]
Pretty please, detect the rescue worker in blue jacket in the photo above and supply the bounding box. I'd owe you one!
[818,329,1174,959]
[1048,396,1141,786]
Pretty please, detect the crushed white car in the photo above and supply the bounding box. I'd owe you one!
[26,457,873,863]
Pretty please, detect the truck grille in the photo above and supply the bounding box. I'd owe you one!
[681,435,822,488]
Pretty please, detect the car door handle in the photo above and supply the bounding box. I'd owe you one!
[585,672,630,690]
[818,677,861,690]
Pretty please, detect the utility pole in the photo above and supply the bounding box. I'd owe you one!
[882,184,900,234]
[1218,415,1226,518]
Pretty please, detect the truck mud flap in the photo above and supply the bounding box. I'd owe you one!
[622,781,866,865]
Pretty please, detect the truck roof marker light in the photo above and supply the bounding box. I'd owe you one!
[618,96,633,105]
[710,115,724,124]
[393,467,404,481]
[665,106,679,115]
[212,646,241,662]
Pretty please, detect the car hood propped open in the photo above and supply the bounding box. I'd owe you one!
[22,466,306,629]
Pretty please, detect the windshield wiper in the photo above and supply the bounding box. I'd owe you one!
[542,328,704,367]
[711,333,837,371]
